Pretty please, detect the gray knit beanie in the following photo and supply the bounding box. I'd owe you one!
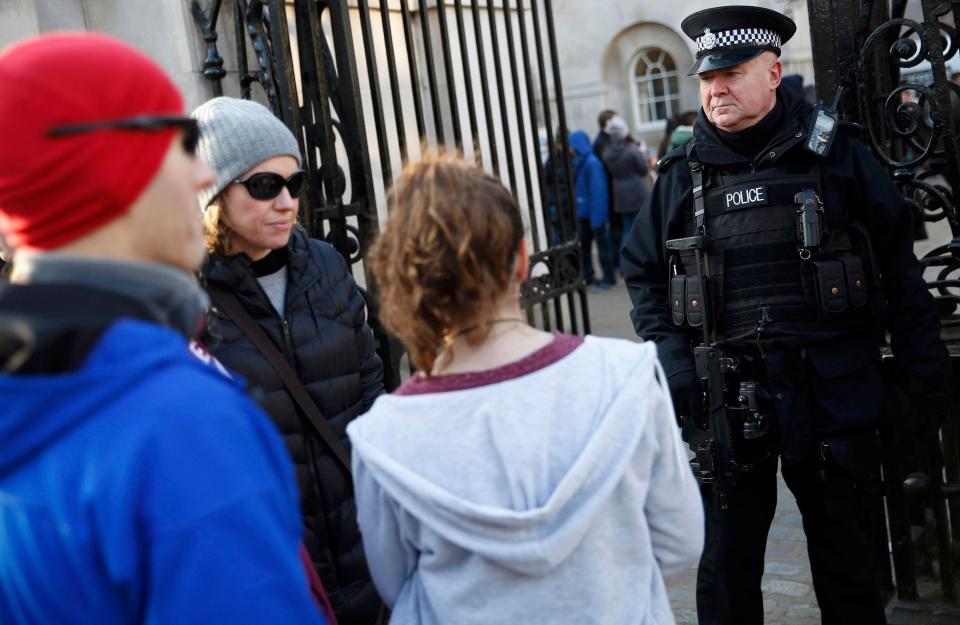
[191,97,302,208]
[604,116,629,140]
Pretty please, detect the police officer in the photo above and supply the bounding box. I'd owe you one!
[621,6,950,624]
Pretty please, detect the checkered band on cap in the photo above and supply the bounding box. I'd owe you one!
[696,27,782,52]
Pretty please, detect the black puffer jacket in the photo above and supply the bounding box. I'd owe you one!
[201,226,384,625]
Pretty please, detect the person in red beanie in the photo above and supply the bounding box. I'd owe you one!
[0,33,330,625]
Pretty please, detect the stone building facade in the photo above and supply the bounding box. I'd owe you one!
[550,0,814,152]
[2,0,813,151]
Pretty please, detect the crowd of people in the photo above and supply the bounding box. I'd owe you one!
[0,31,700,625]
[551,107,699,291]
[0,4,952,625]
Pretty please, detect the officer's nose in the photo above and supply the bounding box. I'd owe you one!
[709,78,729,98]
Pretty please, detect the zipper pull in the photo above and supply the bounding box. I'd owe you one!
[755,305,773,357]
[819,442,829,482]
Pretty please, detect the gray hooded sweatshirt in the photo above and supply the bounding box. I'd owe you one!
[347,336,704,625]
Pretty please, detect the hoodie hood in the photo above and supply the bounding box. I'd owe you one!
[568,130,593,157]
[0,319,223,473]
[348,337,667,576]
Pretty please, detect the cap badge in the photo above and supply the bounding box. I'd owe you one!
[702,28,717,50]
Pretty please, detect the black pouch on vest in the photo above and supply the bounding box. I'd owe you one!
[685,277,704,327]
[813,259,848,316]
[841,255,869,308]
[670,275,686,326]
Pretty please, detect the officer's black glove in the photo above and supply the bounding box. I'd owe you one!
[667,368,704,428]
[900,367,951,443]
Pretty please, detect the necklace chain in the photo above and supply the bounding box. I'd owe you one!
[451,317,525,339]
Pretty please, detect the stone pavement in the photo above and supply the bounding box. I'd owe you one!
[584,281,822,625]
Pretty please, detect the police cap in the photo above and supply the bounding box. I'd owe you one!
[681,6,796,76]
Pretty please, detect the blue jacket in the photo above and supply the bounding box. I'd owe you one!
[0,319,327,625]
[570,130,610,229]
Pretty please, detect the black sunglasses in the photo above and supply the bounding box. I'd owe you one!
[47,115,201,155]
[233,170,306,201]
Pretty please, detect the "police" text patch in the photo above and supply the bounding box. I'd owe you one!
[725,184,768,209]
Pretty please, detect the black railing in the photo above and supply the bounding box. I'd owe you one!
[190,0,588,388]
[809,0,960,606]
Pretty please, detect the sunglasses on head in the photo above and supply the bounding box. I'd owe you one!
[47,115,201,155]
[233,170,306,201]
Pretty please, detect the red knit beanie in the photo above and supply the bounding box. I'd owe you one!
[0,32,184,249]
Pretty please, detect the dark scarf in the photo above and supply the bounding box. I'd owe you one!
[251,247,289,277]
[716,98,785,157]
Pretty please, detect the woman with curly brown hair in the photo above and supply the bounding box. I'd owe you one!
[348,155,704,625]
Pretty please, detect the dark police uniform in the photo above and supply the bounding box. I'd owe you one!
[621,6,949,625]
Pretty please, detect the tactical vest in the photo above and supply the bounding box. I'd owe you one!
[671,159,875,350]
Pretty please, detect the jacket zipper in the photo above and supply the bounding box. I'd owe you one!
[281,318,295,366]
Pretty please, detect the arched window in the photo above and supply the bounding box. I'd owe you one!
[632,48,681,125]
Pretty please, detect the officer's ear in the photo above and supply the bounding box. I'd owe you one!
[767,54,783,90]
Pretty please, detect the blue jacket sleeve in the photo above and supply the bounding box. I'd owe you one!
[588,157,610,229]
[621,161,697,380]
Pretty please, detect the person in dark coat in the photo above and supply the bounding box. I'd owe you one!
[193,97,385,625]
[622,6,950,625]
[593,110,622,267]
[599,117,649,251]
[592,109,618,158]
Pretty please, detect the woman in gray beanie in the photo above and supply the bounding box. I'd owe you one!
[192,97,385,625]
[599,117,650,252]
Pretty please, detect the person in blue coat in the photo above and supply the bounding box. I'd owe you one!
[570,130,615,288]
[0,33,328,625]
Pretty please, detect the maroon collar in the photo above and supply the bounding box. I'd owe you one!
[394,333,584,396]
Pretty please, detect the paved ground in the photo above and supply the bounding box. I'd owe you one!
[584,280,822,625]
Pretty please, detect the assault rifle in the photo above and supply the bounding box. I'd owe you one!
[665,159,739,510]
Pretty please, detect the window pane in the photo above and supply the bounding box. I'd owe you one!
[635,56,648,76]
[653,78,665,98]
[633,48,679,123]
[636,83,650,122]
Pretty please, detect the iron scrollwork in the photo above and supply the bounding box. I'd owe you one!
[192,0,398,387]
[521,243,583,304]
[190,0,227,95]
[191,0,377,257]
[191,0,586,385]
[852,5,960,320]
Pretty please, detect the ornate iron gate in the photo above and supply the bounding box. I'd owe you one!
[809,0,960,605]
[190,0,588,389]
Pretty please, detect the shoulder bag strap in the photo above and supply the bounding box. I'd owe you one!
[206,284,352,474]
